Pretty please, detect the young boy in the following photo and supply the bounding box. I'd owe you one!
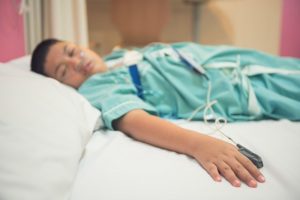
[31,38,300,188]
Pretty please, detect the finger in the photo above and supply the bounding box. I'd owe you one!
[229,159,257,188]
[202,162,222,182]
[237,154,265,183]
[217,161,241,187]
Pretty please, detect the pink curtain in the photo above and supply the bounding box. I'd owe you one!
[280,0,300,58]
[0,0,25,62]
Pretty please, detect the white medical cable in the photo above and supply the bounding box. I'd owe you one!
[75,50,85,72]
[185,73,233,140]
[187,79,213,121]
[185,55,244,144]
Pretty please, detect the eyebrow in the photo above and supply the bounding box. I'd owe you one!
[54,44,68,78]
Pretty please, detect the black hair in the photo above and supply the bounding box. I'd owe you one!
[30,38,61,76]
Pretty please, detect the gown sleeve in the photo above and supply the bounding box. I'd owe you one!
[78,69,157,130]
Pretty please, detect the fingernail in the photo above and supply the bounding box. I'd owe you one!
[249,180,257,188]
[215,176,222,182]
[233,180,241,187]
[258,175,265,182]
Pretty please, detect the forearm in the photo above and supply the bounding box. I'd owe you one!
[114,109,265,188]
[114,109,205,157]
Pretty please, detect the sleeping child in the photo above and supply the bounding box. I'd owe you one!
[31,38,300,188]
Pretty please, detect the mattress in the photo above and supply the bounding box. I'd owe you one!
[2,56,299,200]
[70,120,300,200]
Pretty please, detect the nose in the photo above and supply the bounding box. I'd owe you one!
[65,50,85,71]
[65,57,81,71]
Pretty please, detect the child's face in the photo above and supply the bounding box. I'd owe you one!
[44,41,107,88]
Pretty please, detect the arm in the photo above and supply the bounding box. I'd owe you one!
[114,109,265,188]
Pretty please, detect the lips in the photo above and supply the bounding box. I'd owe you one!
[77,60,93,75]
[82,60,93,74]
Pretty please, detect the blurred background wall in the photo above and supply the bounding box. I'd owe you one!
[86,0,299,58]
[1,0,299,62]
[87,0,282,55]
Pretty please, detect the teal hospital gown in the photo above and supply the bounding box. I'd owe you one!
[78,42,300,130]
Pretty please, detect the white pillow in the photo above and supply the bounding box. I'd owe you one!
[0,63,101,200]
[6,55,32,70]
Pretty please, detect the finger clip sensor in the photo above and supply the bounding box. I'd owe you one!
[237,144,264,168]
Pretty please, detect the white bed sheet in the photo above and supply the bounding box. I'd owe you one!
[71,120,300,200]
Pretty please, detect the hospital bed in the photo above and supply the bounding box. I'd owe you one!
[0,56,299,200]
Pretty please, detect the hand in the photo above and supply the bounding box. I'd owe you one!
[191,134,265,187]
[116,110,265,187]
